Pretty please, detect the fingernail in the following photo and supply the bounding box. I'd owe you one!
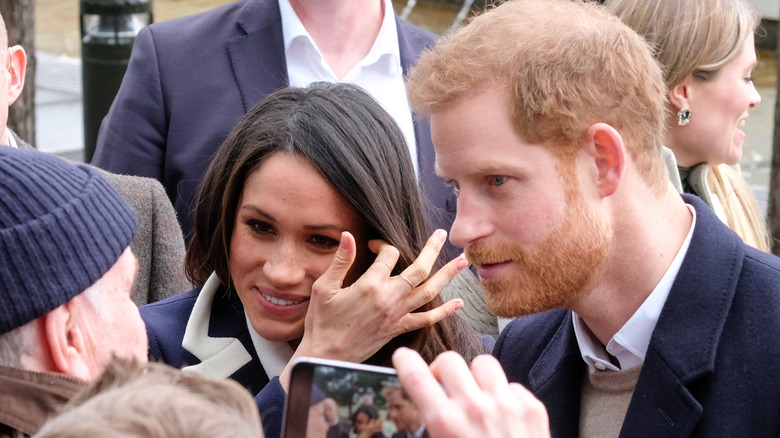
[435,229,446,243]
[456,256,468,271]
[452,298,464,310]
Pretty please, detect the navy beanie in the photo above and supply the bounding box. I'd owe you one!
[0,147,138,335]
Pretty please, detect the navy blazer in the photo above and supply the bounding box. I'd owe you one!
[494,194,780,437]
[92,0,457,255]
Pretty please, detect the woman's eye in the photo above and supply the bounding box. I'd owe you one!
[309,235,340,249]
[489,175,506,187]
[248,220,274,235]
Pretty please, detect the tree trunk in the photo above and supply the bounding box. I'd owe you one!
[769,11,780,255]
[0,0,35,146]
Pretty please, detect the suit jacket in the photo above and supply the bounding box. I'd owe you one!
[391,427,429,438]
[92,0,457,256]
[494,194,780,438]
[15,134,190,306]
[327,425,348,438]
[140,273,284,438]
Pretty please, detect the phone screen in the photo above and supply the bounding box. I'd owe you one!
[283,358,414,438]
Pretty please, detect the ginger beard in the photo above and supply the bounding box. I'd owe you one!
[465,163,613,318]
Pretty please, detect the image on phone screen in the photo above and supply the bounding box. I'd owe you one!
[283,358,428,438]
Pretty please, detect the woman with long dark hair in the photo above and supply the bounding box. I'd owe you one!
[140,83,485,437]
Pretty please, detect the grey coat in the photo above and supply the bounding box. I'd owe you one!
[15,134,190,305]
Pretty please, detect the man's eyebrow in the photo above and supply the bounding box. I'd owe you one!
[436,162,517,177]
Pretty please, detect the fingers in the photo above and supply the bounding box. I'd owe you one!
[399,298,463,333]
[430,351,484,402]
[407,254,468,309]
[399,229,448,284]
[394,253,468,334]
[369,230,457,297]
[393,347,449,411]
[396,349,552,438]
[470,354,511,393]
[312,232,357,292]
[368,239,401,275]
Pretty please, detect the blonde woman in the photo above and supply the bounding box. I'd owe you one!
[606,0,770,251]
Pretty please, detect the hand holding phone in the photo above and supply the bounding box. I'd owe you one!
[392,348,551,438]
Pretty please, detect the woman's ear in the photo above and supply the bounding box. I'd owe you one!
[668,77,691,111]
[43,297,92,381]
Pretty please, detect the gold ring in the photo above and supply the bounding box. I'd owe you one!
[399,274,414,289]
[378,260,393,270]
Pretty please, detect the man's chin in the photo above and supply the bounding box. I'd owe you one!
[482,280,561,318]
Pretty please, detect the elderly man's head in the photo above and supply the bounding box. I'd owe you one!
[0,147,146,380]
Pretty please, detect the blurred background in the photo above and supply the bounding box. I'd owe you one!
[9,0,780,214]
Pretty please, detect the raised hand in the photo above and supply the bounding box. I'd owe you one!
[393,348,551,438]
[280,229,466,390]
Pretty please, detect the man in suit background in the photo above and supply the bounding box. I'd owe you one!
[382,385,428,438]
[91,0,458,259]
[0,15,190,305]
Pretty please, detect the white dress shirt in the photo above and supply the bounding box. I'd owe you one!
[5,128,17,148]
[279,0,418,173]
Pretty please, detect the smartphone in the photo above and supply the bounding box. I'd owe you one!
[282,357,401,438]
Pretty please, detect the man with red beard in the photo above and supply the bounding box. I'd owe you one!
[391,0,780,437]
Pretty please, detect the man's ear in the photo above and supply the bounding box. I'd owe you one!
[583,123,624,199]
[43,297,91,381]
[5,45,26,106]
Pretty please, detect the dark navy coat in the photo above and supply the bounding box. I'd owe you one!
[494,195,780,438]
[141,276,285,438]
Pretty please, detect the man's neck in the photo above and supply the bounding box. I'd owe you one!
[289,0,384,79]
[571,186,693,346]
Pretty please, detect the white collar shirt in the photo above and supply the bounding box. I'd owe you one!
[573,204,696,372]
[279,0,418,173]
[245,313,294,380]
[5,128,17,148]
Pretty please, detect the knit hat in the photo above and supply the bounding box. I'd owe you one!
[0,147,137,335]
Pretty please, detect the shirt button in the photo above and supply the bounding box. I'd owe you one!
[594,362,607,371]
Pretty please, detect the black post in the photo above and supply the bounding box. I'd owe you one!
[80,0,152,163]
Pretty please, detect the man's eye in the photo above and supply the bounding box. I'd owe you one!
[490,175,506,186]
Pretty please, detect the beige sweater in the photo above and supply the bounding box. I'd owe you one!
[579,365,642,438]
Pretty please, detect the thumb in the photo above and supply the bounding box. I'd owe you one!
[313,231,357,294]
